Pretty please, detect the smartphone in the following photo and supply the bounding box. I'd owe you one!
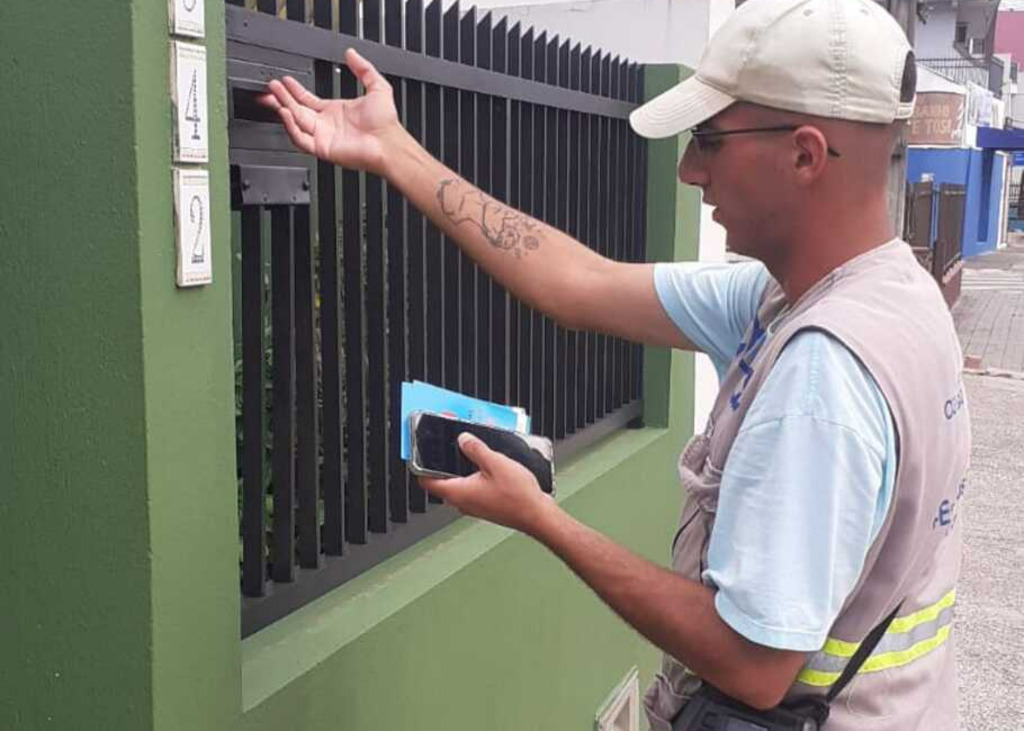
[408,411,555,495]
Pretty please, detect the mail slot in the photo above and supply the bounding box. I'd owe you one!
[226,42,314,152]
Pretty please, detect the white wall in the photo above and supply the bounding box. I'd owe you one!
[916,5,958,57]
[446,0,721,68]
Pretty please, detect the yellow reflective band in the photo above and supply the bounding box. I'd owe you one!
[886,590,956,634]
[860,624,952,673]
[796,625,953,687]
[819,636,860,659]
[796,668,841,687]
[814,589,956,660]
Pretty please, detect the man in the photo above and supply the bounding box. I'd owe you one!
[260,0,969,728]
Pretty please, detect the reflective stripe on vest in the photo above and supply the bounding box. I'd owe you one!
[797,590,956,687]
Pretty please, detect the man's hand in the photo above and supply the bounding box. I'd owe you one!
[259,49,406,176]
[418,434,558,536]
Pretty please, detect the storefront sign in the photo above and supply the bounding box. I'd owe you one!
[908,92,965,146]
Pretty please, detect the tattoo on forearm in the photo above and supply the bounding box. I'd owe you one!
[437,177,542,258]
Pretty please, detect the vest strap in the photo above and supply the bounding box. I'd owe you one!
[825,602,903,704]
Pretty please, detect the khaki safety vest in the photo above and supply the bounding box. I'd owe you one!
[643,240,970,731]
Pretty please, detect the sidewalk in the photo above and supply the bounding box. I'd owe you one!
[953,238,1024,374]
[952,240,1024,730]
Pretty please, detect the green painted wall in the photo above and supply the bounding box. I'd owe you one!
[0,4,151,727]
[0,0,237,729]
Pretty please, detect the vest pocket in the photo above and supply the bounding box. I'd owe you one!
[643,670,699,731]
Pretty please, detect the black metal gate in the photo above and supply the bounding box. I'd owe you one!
[903,180,964,308]
[934,184,965,308]
[226,0,649,636]
[905,180,934,272]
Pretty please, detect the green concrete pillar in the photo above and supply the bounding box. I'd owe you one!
[0,1,238,729]
[642,65,700,431]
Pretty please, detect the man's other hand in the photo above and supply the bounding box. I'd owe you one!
[258,48,405,175]
[418,434,557,536]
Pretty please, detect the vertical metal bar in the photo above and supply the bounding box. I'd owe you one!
[314,0,342,554]
[241,207,267,597]
[256,0,276,15]
[507,23,523,408]
[429,0,455,504]
[637,65,648,403]
[442,2,461,394]
[476,12,494,404]
[294,204,320,568]
[567,42,582,435]
[579,46,593,427]
[539,35,558,441]
[623,62,638,406]
[541,35,558,440]
[621,60,633,409]
[340,0,368,544]
[624,61,637,406]
[424,0,443,394]
[490,17,509,406]
[313,0,330,29]
[588,50,602,424]
[286,0,304,21]
[597,52,612,420]
[609,56,623,413]
[541,34,558,441]
[385,0,409,525]
[363,0,389,534]
[517,27,534,415]
[554,38,570,440]
[531,30,546,434]
[459,7,478,398]
[630,62,638,403]
[363,0,381,41]
[312,1,338,554]
[408,0,430,514]
[270,206,296,584]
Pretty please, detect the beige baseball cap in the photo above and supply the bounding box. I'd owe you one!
[630,0,916,139]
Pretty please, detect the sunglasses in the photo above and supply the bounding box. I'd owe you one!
[690,125,841,158]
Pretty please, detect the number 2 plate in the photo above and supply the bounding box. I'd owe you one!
[171,41,209,163]
[174,168,213,287]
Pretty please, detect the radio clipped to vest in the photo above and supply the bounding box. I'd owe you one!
[672,684,826,731]
[672,604,902,731]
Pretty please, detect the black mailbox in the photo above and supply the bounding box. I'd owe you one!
[226,40,314,208]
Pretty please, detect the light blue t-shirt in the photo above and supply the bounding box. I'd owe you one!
[654,261,897,652]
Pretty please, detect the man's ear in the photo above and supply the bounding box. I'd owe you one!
[791,126,830,184]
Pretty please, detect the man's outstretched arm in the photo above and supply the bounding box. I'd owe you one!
[419,434,808,711]
[260,49,695,350]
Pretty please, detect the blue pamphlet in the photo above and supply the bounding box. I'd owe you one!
[400,381,530,460]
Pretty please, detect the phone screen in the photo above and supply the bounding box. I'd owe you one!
[411,413,554,494]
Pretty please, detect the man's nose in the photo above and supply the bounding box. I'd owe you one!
[677,139,708,187]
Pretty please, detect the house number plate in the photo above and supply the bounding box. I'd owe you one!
[171,41,209,163]
[174,168,213,287]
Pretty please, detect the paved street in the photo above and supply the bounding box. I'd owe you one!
[952,242,1024,730]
